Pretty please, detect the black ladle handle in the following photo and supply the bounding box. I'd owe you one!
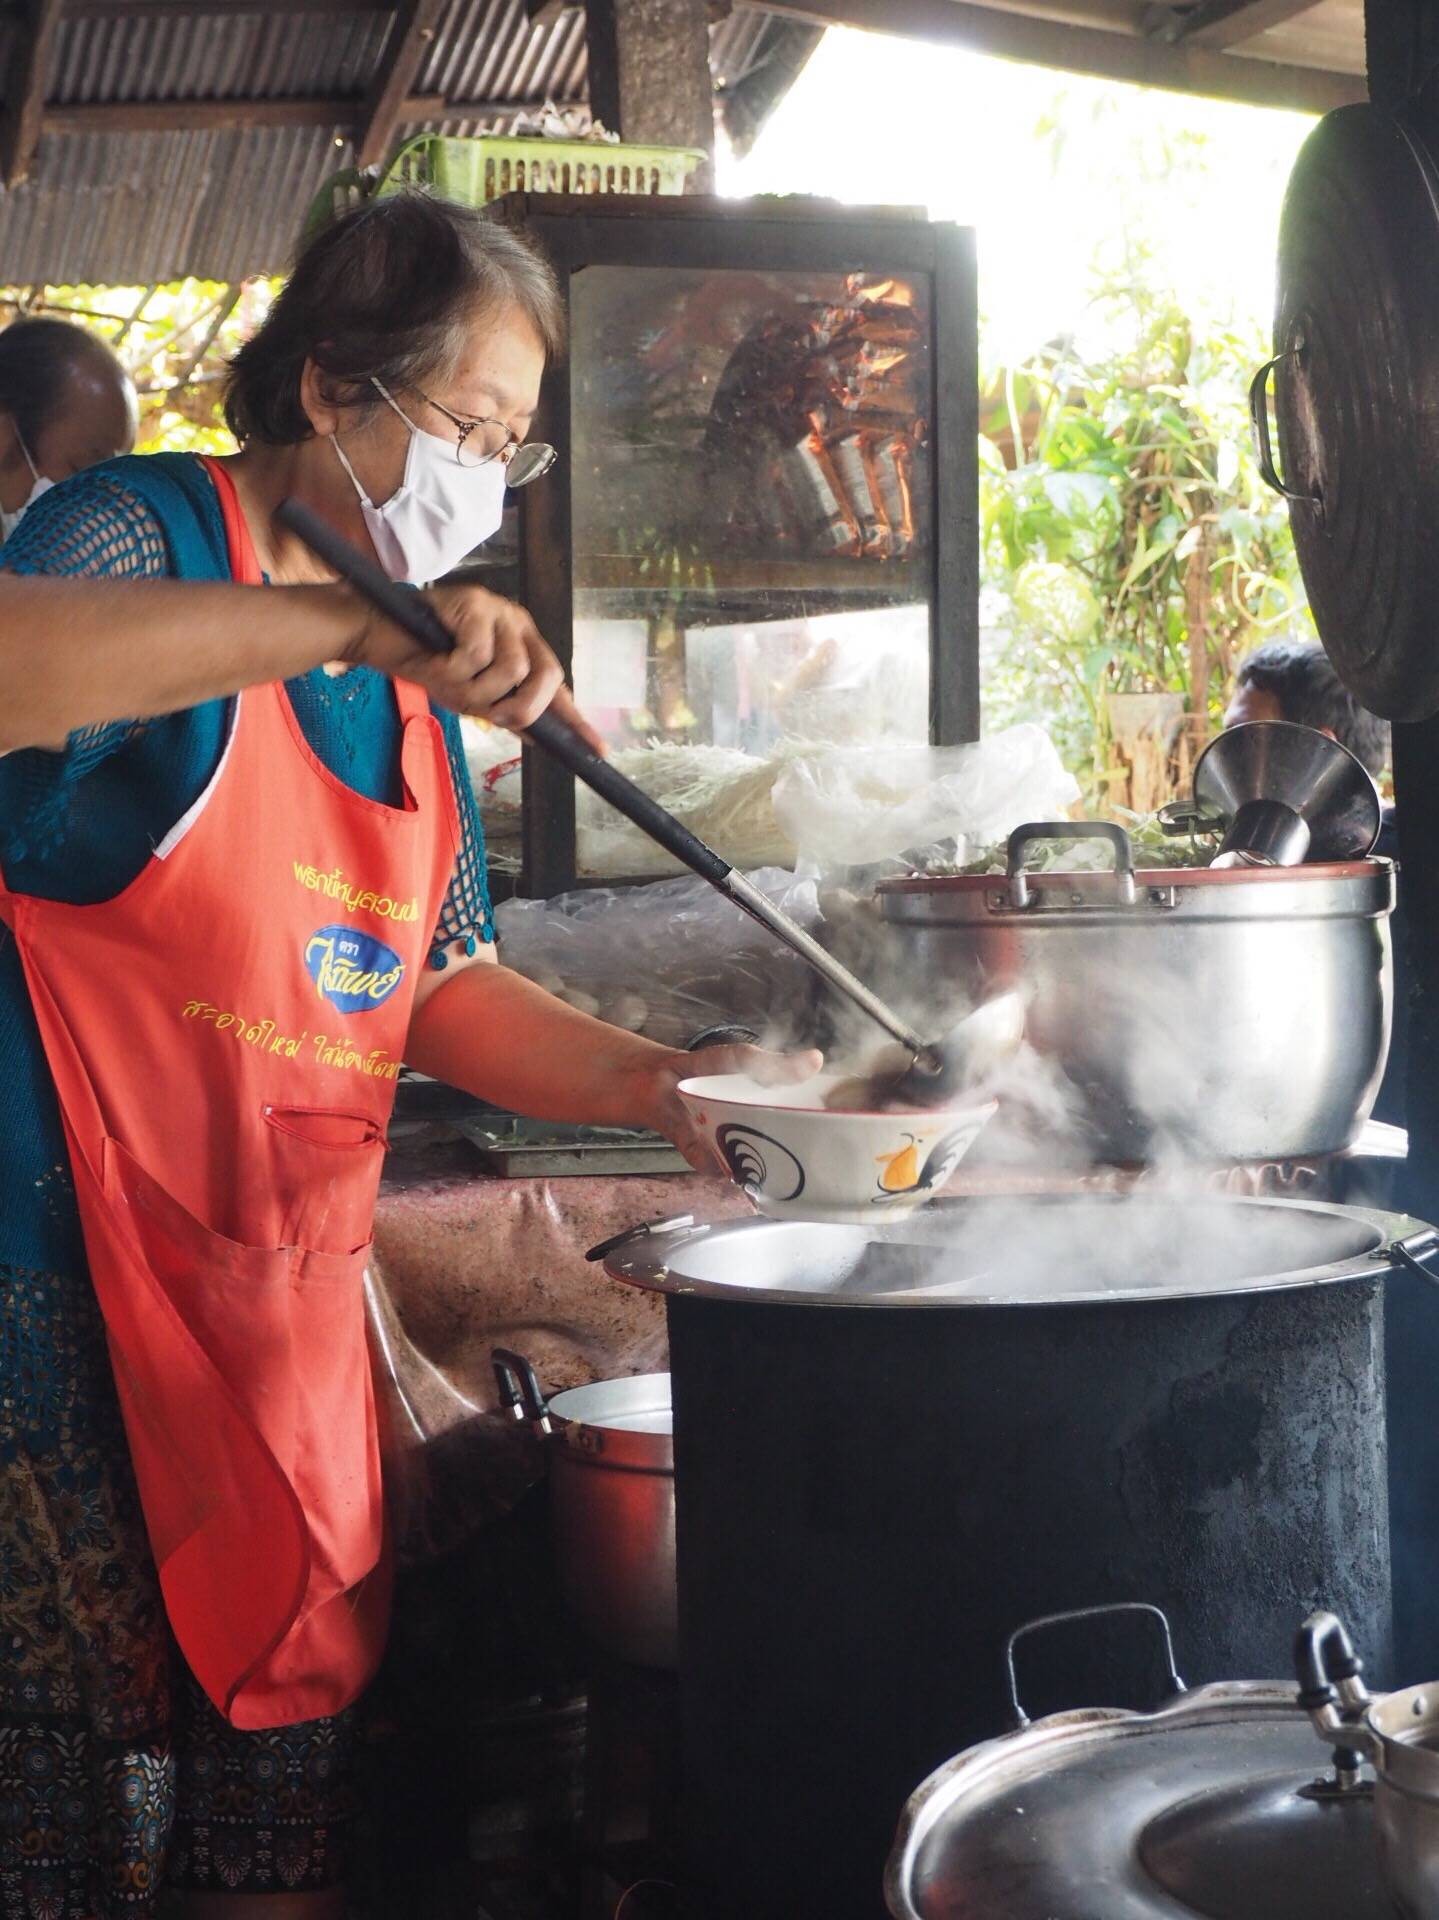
[276,498,930,1055]
[276,496,730,885]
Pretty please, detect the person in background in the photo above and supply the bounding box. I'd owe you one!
[0,315,138,539]
[1224,636,1391,774]
[1226,637,1404,1126]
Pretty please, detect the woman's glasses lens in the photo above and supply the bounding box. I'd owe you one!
[504,442,557,489]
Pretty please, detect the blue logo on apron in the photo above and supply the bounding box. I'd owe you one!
[304,925,405,1014]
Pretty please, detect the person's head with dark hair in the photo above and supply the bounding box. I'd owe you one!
[226,193,564,586]
[1225,637,1391,776]
[0,316,137,536]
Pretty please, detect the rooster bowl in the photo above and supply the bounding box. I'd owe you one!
[676,1074,997,1225]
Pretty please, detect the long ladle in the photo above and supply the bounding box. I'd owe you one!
[276,499,1019,1107]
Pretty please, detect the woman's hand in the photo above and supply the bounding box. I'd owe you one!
[622,1043,825,1172]
[351,580,606,752]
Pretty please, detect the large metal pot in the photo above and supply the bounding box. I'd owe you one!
[872,823,1393,1164]
[492,1351,676,1669]
[606,1197,1438,1920]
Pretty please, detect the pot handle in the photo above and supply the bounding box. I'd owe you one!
[491,1348,553,1435]
[1006,822,1137,910]
[1003,1601,1185,1729]
[1295,1609,1375,1775]
[1387,1229,1439,1283]
[1249,340,1323,516]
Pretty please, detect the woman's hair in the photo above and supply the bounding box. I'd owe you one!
[0,316,129,445]
[225,192,564,445]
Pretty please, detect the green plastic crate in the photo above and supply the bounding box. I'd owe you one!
[299,167,370,247]
[377,132,705,205]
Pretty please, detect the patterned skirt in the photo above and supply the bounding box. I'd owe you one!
[0,1261,360,1920]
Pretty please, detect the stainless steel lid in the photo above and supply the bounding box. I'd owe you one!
[886,1681,1387,1919]
[603,1195,1410,1309]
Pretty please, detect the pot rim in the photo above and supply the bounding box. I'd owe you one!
[878,856,1392,897]
[604,1195,1424,1309]
[543,1371,674,1469]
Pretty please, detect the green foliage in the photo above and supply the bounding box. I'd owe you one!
[0,278,277,453]
[979,277,1312,787]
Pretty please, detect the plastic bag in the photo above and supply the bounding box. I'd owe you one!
[492,866,822,1048]
[769,724,1080,872]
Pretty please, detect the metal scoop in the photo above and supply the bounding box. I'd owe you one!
[277,498,1021,1109]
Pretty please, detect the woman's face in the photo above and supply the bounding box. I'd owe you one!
[316,303,547,508]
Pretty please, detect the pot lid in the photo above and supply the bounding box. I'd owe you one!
[602,1194,1403,1308]
[886,1681,1386,1919]
[1265,105,1439,721]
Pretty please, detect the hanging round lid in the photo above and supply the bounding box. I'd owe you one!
[1262,104,1439,720]
[885,1680,1387,1919]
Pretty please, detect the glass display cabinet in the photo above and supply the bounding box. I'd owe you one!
[470,194,978,897]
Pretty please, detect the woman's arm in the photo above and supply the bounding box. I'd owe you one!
[405,958,820,1168]
[0,574,595,753]
[0,576,362,749]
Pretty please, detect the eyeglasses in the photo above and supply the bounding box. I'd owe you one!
[411,385,557,488]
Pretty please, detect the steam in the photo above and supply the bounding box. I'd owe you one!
[828,1191,1377,1303]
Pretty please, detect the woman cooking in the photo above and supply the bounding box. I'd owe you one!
[0,194,811,1920]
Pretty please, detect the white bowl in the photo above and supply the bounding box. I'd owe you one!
[677,1074,997,1225]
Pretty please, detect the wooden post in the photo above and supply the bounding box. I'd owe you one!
[1363,0,1439,1687]
[1364,0,1439,1203]
[0,0,62,187]
[584,0,715,188]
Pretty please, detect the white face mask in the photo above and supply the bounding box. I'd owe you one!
[330,380,508,586]
[0,429,53,540]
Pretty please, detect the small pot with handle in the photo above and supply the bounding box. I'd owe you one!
[1298,1610,1439,1919]
[492,1348,676,1670]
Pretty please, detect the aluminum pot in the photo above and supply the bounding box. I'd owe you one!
[1298,1610,1439,1920]
[872,822,1394,1164]
[492,1350,676,1670]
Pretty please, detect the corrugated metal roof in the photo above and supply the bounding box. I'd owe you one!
[51,7,396,106]
[0,2,792,284]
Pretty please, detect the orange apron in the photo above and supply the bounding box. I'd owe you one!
[0,459,458,1728]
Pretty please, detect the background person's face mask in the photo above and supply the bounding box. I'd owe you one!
[0,428,54,540]
[331,380,507,586]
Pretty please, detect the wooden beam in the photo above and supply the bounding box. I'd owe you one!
[760,0,1365,114]
[354,0,445,169]
[37,91,556,136]
[1,0,62,186]
[1145,1,1322,50]
[721,19,823,157]
[2,0,394,14]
